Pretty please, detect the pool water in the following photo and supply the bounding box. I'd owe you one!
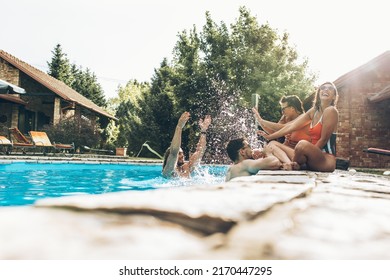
[0,162,227,207]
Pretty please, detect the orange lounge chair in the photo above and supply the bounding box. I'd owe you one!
[29,131,75,154]
[9,127,35,154]
[0,135,12,154]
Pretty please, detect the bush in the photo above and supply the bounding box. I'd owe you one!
[43,117,101,150]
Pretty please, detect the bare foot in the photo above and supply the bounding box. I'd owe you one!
[282,162,300,170]
[282,163,293,170]
[291,162,300,170]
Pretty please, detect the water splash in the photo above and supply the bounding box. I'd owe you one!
[119,165,227,190]
[195,78,264,164]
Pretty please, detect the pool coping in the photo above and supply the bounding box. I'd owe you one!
[1,157,390,259]
[0,155,163,164]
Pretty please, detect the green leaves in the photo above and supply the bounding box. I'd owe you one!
[47,44,74,86]
[71,66,107,108]
[94,7,317,160]
[47,44,107,108]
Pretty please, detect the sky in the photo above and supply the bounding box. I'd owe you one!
[2,0,389,98]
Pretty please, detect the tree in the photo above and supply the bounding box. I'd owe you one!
[148,59,179,153]
[168,7,315,161]
[47,44,107,107]
[71,65,107,107]
[114,6,316,162]
[47,44,74,86]
[113,80,158,155]
[167,7,315,121]
[47,44,109,150]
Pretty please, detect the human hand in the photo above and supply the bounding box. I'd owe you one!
[178,112,190,128]
[252,148,265,159]
[257,130,270,140]
[199,115,211,132]
[252,107,263,122]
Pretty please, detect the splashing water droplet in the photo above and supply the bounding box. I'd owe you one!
[197,78,262,164]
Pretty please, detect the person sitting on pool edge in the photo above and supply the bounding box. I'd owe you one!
[162,111,211,178]
[252,95,311,169]
[257,81,339,172]
[225,137,282,181]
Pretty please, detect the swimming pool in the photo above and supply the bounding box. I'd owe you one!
[0,162,227,207]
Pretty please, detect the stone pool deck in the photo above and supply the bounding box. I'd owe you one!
[0,156,389,259]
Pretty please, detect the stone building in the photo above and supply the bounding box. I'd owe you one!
[0,49,115,136]
[335,51,390,168]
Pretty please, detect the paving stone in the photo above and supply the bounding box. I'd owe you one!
[213,172,390,259]
[36,174,314,235]
[1,164,389,259]
[0,207,214,259]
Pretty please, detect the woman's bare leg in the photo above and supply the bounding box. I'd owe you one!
[293,140,336,172]
[264,141,296,170]
[272,141,295,160]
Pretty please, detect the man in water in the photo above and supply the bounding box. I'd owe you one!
[225,137,282,181]
[162,111,211,178]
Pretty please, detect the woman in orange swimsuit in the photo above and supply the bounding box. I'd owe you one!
[257,82,339,172]
[252,95,311,168]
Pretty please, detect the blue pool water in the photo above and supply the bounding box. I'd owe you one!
[0,162,227,207]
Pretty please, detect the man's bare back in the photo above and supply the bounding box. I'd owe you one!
[225,138,282,181]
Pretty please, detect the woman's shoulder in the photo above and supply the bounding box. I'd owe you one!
[323,106,339,115]
[322,106,339,126]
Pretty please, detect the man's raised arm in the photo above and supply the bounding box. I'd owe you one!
[162,112,190,177]
[188,115,211,171]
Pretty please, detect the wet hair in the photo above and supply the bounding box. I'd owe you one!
[280,95,305,114]
[226,138,245,162]
[162,147,184,169]
[313,81,339,111]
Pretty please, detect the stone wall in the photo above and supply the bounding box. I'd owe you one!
[1,59,21,130]
[0,62,57,128]
[0,58,19,84]
[0,104,13,131]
